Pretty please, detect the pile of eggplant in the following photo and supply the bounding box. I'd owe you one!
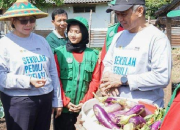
[92,95,165,130]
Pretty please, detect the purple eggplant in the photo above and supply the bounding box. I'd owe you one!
[151,120,161,130]
[104,97,117,105]
[125,104,145,116]
[93,104,119,129]
[108,110,127,124]
[129,116,146,126]
[104,103,123,113]
[93,92,117,104]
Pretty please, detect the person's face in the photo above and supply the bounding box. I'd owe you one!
[115,6,143,33]
[12,16,36,37]
[52,14,68,32]
[68,25,82,44]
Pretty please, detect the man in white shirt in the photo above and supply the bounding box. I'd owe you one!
[100,0,172,107]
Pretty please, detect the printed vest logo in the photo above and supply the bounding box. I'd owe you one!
[109,31,114,37]
[66,57,73,63]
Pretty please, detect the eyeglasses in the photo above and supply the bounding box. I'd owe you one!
[16,17,36,25]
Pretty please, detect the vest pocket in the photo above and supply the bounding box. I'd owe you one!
[60,63,73,79]
[83,65,94,82]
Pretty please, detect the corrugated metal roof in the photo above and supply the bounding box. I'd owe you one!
[64,0,111,4]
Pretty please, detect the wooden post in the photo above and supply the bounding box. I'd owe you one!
[148,16,150,24]
[111,11,115,25]
[166,17,172,43]
[4,21,7,34]
[163,17,172,108]
[164,80,172,108]
[88,9,92,48]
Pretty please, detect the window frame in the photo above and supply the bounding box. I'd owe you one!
[73,6,96,13]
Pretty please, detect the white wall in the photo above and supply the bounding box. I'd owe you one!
[35,3,110,30]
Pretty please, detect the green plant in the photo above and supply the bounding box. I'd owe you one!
[0,100,4,119]
[0,0,64,9]
[145,0,172,19]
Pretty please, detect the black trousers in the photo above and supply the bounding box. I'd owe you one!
[54,112,79,130]
[0,92,52,130]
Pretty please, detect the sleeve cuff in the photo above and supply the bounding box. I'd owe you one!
[52,99,63,108]
[127,75,139,91]
[20,76,31,89]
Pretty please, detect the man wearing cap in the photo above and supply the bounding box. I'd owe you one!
[100,0,172,107]
[160,10,180,130]
[46,9,68,54]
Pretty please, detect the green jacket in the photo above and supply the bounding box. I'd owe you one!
[46,31,67,53]
[55,46,99,113]
[105,23,120,51]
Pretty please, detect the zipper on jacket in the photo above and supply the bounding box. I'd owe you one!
[74,63,81,104]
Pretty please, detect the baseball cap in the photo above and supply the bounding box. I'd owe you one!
[106,0,145,13]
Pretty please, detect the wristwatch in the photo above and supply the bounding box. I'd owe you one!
[121,75,128,85]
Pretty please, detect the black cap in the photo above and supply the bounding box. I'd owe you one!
[106,0,145,13]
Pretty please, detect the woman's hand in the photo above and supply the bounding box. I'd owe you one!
[67,102,77,112]
[74,103,83,113]
[52,107,63,118]
[30,77,46,88]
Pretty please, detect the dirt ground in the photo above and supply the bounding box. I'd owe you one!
[0,48,179,129]
[171,48,180,83]
[0,118,6,130]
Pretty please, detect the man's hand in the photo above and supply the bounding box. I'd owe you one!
[52,107,63,118]
[75,113,86,130]
[99,84,108,96]
[107,88,119,97]
[30,77,46,88]
[101,72,122,90]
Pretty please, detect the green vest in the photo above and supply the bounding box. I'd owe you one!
[55,46,99,113]
[105,23,120,51]
[163,84,180,120]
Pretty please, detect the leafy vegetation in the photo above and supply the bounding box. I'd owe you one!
[145,0,173,19]
[0,0,64,9]
[0,100,4,119]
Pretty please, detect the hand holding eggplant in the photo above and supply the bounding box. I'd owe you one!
[107,88,119,97]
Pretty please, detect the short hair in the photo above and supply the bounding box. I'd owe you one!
[132,5,146,15]
[51,8,68,20]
